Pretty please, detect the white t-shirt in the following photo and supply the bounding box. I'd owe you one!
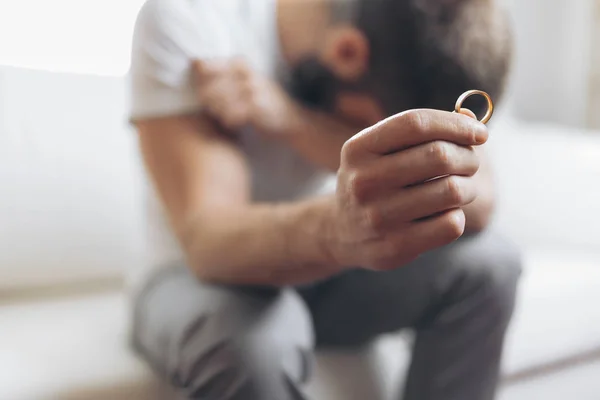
[127,0,336,290]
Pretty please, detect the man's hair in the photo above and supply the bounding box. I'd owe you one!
[331,0,514,117]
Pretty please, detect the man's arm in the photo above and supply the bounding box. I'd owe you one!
[136,114,340,286]
[191,59,363,172]
[283,105,360,171]
[136,109,489,286]
[130,1,351,285]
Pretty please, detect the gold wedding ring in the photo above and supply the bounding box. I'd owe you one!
[455,90,494,124]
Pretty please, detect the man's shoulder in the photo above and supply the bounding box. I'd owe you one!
[133,0,255,54]
[134,0,208,33]
[136,0,248,25]
[135,0,188,24]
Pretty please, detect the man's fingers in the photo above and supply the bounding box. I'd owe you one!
[193,58,249,79]
[230,58,251,79]
[389,140,480,186]
[197,80,234,111]
[197,78,247,127]
[193,59,255,132]
[343,109,488,162]
[370,208,466,271]
[458,108,478,120]
[347,141,479,201]
[193,59,228,78]
[194,58,252,106]
[371,176,477,229]
[197,75,247,102]
[403,208,466,256]
[220,106,251,131]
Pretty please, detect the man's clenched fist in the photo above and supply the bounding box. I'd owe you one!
[326,109,488,271]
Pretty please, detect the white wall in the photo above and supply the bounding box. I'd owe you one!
[0,0,145,76]
[589,1,600,129]
[504,0,595,128]
[0,67,143,290]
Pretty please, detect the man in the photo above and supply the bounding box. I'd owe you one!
[128,0,522,399]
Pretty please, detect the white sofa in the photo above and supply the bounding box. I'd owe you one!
[1,67,600,400]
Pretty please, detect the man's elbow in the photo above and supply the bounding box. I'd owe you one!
[180,241,223,283]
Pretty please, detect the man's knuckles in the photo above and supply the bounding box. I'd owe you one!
[426,141,453,170]
[343,169,377,205]
[440,176,470,207]
[398,109,429,136]
[340,110,441,164]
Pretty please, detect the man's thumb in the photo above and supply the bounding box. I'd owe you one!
[457,108,478,120]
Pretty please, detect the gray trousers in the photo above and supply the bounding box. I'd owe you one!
[131,229,522,400]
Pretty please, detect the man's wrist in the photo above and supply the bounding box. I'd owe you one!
[284,195,341,271]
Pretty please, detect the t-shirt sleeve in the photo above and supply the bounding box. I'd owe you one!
[128,0,219,121]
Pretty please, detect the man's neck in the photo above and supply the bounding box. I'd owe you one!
[276,0,331,65]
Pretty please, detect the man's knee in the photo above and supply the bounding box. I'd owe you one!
[442,229,523,324]
[170,334,296,398]
[170,335,250,398]
[167,290,314,399]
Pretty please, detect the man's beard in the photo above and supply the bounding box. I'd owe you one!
[287,57,340,110]
[287,57,369,113]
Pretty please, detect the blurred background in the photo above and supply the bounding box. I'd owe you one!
[0,1,599,400]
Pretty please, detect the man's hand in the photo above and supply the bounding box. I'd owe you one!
[193,59,299,137]
[326,109,489,271]
[193,58,361,172]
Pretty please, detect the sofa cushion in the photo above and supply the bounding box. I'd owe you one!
[498,360,600,400]
[502,250,600,375]
[0,293,161,400]
[1,249,598,400]
[488,118,600,251]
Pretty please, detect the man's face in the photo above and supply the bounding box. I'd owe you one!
[286,28,387,127]
[288,57,387,127]
[288,57,340,111]
[287,0,513,126]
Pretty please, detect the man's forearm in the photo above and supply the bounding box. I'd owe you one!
[284,106,360,171]
[181,196,340,286]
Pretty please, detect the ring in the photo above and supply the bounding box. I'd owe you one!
[455,90,494,124]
